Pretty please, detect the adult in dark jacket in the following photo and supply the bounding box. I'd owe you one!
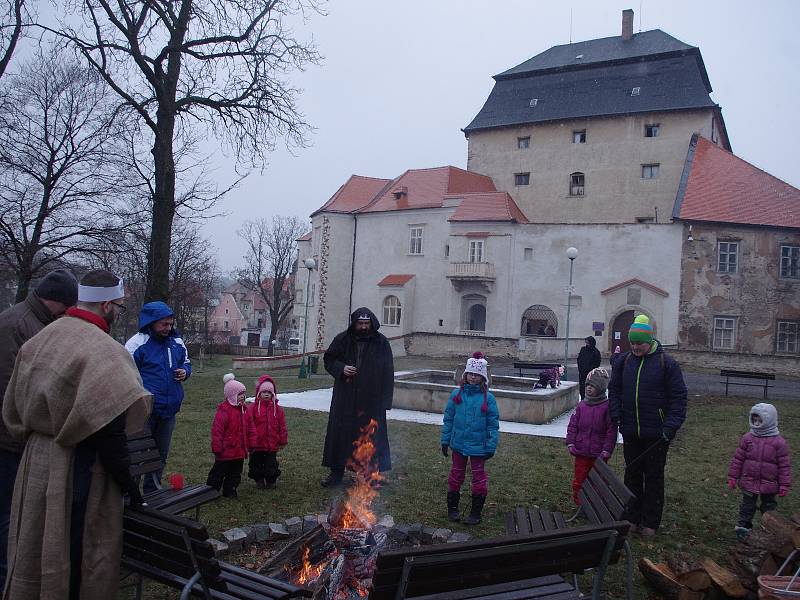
[576,336,602,399]
[125,301,192,493]
[321,307,394,487]
[608,314,687,537]
[0,269,77,591]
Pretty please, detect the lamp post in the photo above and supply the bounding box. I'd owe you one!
[563,247,578,380]
[298,258,315,379]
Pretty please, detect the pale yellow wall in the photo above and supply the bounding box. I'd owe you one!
[466,109,716,223]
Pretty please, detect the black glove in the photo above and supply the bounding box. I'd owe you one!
[441,445,449,457]
[662,427,675,443]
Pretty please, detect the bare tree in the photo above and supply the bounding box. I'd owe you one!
[0,43,131,301]
[0,0,31,79]
[238,216,305,356]
[55,0,322,302]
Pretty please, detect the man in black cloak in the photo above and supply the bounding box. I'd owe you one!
[577,335,602,399]
[321,307,394,487]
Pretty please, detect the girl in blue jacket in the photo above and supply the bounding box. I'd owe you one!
[441,352,500,525]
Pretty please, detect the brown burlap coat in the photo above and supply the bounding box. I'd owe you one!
[1,315,151,600]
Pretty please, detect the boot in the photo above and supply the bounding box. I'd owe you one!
[446,491,461,522]
[463,495,486,525]
[320,470,344,488]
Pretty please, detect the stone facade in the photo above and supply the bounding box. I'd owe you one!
[467,110,721,224]
[677,222,800,374]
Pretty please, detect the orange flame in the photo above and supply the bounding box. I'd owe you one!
[335,419,382,530]
[293,546,327,585]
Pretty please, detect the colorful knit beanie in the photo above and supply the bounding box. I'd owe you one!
[456,352,489,413]
[628,314,654,344]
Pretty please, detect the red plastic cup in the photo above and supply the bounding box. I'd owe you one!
[169,473,184,490]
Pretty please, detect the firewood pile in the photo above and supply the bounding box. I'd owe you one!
[638,512,800,599]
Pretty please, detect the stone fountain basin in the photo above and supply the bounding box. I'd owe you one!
[393,370,579,425]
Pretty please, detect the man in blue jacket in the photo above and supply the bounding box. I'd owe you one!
[125,301,192,493]
[609,314,687,537]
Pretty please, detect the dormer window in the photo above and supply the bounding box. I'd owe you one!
[529,98,538,107]
[392,186,408,200]
[631,87,641,96]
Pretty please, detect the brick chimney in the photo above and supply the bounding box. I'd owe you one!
[622,9,634,41]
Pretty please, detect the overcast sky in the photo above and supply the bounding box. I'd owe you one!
[168,1,800,269]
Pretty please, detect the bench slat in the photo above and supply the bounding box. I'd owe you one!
[220,563,312,597]
[410,575,577,600]
[539,509,559,531]
[720,370,775,380]
[585,470,626,521]
[581,478,615,524]
[592,460,635,508]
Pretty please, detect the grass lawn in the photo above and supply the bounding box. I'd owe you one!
[125,355,800,599]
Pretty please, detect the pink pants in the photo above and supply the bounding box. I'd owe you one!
[448,451,488,496]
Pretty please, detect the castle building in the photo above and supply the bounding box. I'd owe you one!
[293,11,799,375]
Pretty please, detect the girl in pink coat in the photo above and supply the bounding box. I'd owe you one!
[728,403,791,539]
[565,367,618,504]
[247,374,288,489]
[206,374,254,498]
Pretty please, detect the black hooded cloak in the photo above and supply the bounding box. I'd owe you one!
[322,307,394,471]
[576,336,602,398]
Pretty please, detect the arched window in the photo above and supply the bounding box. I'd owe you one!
[382,295,401,326]
[521,305,558,336]
[569,172,585,196]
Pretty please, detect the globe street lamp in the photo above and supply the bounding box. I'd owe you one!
[563,247,578,380]
[298,258,316,379]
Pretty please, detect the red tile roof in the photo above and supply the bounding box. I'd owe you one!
[448,192,530,223]
[674,135,800,229]
[313,175,391,215]
[600,278,669,298]
[378,274,415,287]
[359,167,496,214]
[296,231,312,242]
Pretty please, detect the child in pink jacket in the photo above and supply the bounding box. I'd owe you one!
[206,374,253,498]
[247,374,288,489]
[565,367,618,504]
[728,403,791,540]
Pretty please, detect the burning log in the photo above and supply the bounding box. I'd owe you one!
[259,525,332,578]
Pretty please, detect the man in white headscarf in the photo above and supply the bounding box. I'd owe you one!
[2,269,151,600]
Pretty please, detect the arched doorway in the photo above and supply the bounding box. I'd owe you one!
[610,310,636,353]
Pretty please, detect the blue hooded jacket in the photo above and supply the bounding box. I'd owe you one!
[125,301,192,418]
[441,384,500,457]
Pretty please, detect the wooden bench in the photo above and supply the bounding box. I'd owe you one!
[128,431,220,518]
[512,362,561,377]
[369,522,630,600]
[720,369,775,399]
[506,459,636,599]
[122,506,312,600]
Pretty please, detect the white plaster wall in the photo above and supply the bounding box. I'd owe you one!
[466,110,715,224]
[350,208,454,336]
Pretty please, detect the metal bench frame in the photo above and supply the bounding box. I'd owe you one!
[720,369,775,399]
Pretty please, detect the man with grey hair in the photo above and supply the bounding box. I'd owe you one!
[0,269,78,590]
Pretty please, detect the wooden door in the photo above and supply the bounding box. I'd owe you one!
[611,310,635,353]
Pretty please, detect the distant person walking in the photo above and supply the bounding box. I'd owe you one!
[125,301,192,493]
[609,315,687,537]
[576,336,602,399]
[0,270,78,591]
[2,269,149,599]
[321,307,394,487]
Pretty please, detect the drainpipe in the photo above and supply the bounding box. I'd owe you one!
[348,213,358,319]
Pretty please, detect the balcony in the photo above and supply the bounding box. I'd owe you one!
[446,261,496,293]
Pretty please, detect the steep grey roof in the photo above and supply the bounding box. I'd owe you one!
[465,56,715,134]
[497,30,696,78]
[465,29,716,134]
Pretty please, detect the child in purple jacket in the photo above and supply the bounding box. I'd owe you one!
[565,368,618,504]
[728,403,791,540]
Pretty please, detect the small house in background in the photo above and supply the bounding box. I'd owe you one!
[208,282,269,346]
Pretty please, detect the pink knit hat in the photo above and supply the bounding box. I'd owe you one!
[223,373,246,406]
